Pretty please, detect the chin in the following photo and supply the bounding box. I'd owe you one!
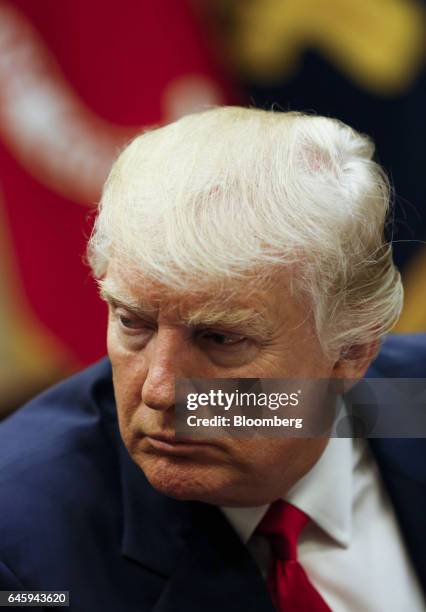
[135,453,234,503]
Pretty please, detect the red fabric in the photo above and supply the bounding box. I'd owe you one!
[0,0,237,372]
[255,500,331,612]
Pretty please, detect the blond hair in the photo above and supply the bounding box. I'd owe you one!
[87,106,403,357]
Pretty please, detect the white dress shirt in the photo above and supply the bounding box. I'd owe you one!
[221,435,425,611]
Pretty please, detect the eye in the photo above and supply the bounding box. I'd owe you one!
[198,330,247,347]
[119,314,143,329]
[115,309,153,333]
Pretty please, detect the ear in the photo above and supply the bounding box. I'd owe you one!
[331,340,381,382]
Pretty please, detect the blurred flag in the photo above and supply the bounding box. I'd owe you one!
[0,0,237,416]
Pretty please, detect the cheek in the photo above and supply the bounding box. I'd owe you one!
[107,329,148,430]
[112,368,146,452]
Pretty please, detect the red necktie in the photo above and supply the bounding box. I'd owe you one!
[255,500,331,612]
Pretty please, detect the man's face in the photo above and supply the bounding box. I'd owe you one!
[104,263,340,506]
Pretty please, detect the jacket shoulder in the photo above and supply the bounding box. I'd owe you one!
[0,357,114,467]
[368,333,426,377]
[0,358,120,556]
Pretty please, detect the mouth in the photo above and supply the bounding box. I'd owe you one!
[144,433,218,454]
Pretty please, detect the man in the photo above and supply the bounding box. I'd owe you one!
[0,107,425,611]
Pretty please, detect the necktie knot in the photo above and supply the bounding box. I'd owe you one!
[255,499,310,560]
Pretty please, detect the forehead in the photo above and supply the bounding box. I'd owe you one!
[101,262,310,333]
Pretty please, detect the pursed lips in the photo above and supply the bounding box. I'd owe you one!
[144,433,219,453]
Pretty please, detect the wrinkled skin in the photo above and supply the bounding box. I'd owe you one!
[104,263,376,506]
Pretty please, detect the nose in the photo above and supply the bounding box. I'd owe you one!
[141,326,194,412]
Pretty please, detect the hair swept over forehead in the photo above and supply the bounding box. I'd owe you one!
[87,105,402,357]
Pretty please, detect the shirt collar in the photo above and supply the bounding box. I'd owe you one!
[221,408,357,549]
[284,434,353,548]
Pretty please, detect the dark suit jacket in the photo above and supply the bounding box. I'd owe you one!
[0,334,425,611]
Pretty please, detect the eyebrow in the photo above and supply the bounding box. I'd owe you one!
[99,282,275,340]
[99,286,158,317]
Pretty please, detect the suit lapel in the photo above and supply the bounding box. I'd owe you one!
[151,502,274,612]
[365,360,426,597]
[369,438,426,597]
